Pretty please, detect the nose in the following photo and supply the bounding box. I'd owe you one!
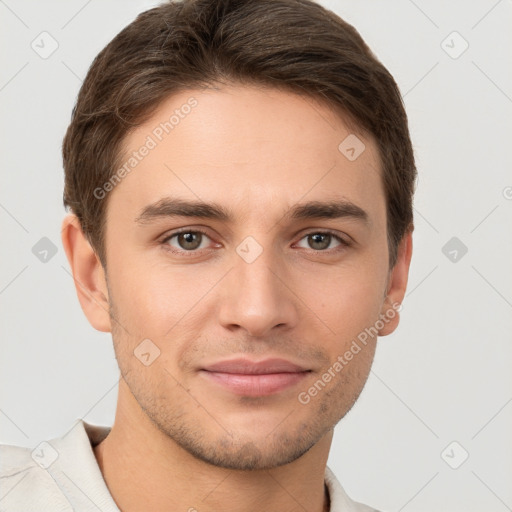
[217,246,299,338]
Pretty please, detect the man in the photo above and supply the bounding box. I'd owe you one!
[0,0,415,510]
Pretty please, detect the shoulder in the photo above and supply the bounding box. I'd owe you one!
[0,442,73,511]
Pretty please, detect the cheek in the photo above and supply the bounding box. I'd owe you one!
[295,260,386,340]
[108,256,221,344]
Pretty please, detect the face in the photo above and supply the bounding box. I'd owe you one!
[101,84,396,470]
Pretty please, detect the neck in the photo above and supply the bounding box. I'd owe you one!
[93,379,333,512]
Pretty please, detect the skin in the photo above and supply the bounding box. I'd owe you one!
[62,84,413,512]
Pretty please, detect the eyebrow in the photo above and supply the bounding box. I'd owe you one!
[134,197,370,227]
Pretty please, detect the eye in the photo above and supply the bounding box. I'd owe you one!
[161,229,214,253]
[160,228,351,256]
[295,231,350,252]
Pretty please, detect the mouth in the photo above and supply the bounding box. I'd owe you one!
[200,357,311,397]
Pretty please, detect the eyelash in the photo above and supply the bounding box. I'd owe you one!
[160,228,352,257]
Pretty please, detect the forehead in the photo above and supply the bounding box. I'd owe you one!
[110,84,385,229]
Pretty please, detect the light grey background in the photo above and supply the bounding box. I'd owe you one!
[1,1,511,511]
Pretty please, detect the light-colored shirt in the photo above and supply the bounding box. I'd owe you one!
[0,419,379,511]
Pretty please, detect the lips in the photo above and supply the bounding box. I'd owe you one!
[200,358,311,397]
[203,357,309,374]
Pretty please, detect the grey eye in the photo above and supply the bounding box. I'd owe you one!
[167,231,209,251]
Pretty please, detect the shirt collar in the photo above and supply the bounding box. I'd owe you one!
[48,419,371,512]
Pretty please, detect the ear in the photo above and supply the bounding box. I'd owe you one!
[378,229,413,336]
[61,213,112,333]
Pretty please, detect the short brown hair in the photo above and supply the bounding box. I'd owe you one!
[62,0,416,270]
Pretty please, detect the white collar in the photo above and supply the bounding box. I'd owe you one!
[47,419,375,512]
